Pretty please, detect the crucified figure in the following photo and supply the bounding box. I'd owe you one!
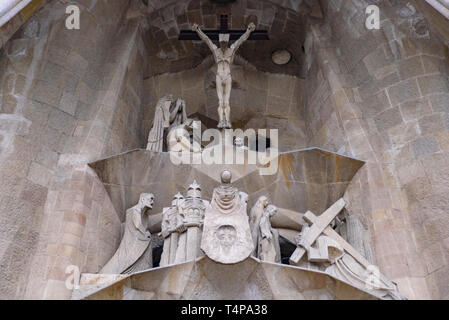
[192,22,256,129]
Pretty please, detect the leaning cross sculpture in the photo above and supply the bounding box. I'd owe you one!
[290,198,405,300]
[179,15,268,129]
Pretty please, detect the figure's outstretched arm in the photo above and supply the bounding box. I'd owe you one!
[231,22,256,52]
[192,24,217,52]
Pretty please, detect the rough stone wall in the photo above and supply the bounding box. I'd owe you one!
[0,0,151,299]
[142,60,306,151]
[304,0,449,299]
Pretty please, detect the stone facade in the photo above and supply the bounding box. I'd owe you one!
[0,0,448,300]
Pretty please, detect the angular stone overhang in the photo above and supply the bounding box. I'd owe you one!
[79,256,378,300]
[89,148,364,223]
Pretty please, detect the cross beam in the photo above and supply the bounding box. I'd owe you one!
[178,14,269,41]
[290,198,346,264]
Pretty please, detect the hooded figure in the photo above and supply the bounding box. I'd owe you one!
[258,204,281,263]
[101,193,155,274]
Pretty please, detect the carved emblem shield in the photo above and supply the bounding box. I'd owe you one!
[201,189,253,264]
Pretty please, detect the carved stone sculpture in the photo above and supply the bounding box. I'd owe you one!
[289,198,405,300]
[249,196,269,257]
[174,181,208,264]
[201,170,254,264]
[192,23,256,129]
[146,96,191,152]
[101,193,155,274]
[159,193,184,267]
[258,204,281,263]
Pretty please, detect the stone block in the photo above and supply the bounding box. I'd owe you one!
[423,243,446,274]
[374,107,403,132]
[20,180,48,207]
[429,93,449,113]
[39,61,64,84]
[398,56,424,80]
[32,80,62,108]
[419,114,445,136]
[48,108,76,135]
[28,162,53,187]
[1,94,19,114]
[59,91,78,116]
[266,95,290,117]
[411,136,440,158]
[418,75,449,96]
[400,98,432,121]
[421,55,442,74]
[387,79,420,106]
[267,74,295,98]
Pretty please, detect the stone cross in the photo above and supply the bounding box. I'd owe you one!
[180,15,269,128]
[301,205,373,269]
[178,15,269,41]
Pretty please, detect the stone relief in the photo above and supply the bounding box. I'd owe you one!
[200,170,254,264]
[192,23,256,128]
[101,193,155,274]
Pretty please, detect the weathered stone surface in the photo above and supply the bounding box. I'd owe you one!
[78,257,378,300]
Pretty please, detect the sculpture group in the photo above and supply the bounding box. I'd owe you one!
[146,95,199,152]
[112,22,406,301]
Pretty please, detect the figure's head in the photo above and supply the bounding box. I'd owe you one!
[139,193,155,209]
[220,169,232,184]
[240,192,249,205]
[172,192,184,206]
[257,195,269,208]
[216,225,237,248]
[160,95,174,109]
[219,33,230,50]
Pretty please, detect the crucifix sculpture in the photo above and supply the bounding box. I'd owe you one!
[179,15,269,128]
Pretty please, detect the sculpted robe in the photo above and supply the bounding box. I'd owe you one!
[258,214,281,263]
[146,97,171,152]
[160,206,180,267]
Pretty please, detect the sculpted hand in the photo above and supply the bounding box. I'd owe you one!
[192,23,199,31]
[248,22,256,32]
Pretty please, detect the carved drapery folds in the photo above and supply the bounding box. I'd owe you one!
[97,171,404,300]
